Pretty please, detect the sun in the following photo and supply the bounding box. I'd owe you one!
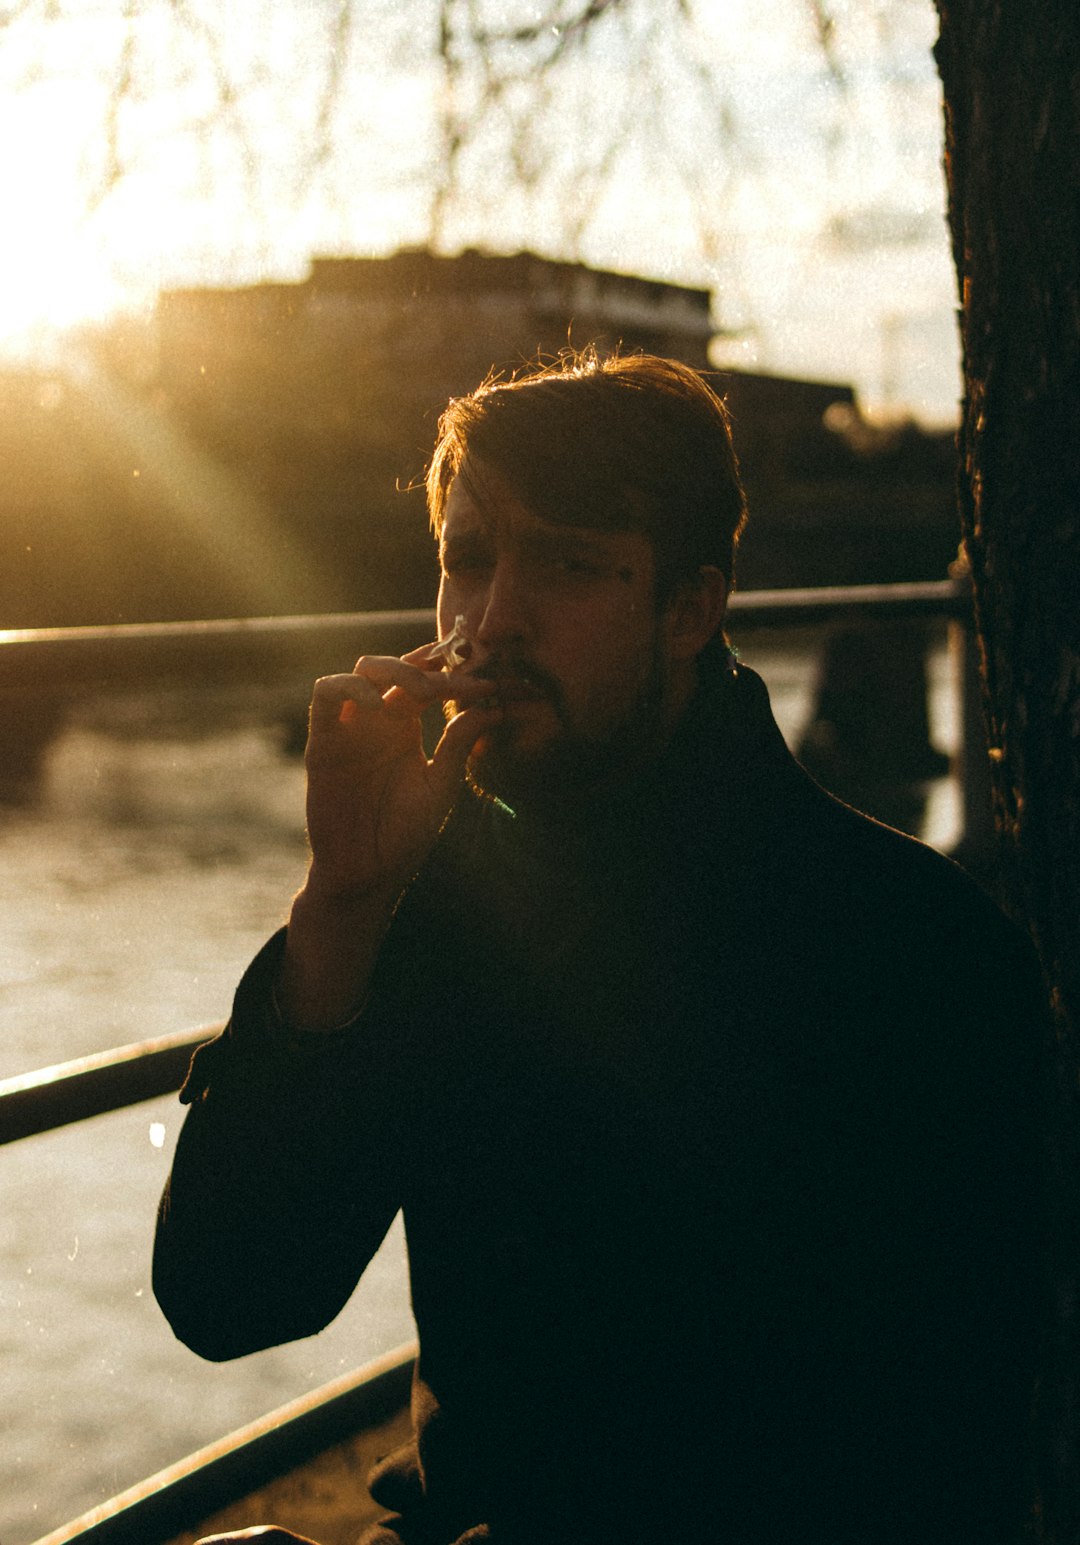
[0,75,129,355]
[0,242,124,357]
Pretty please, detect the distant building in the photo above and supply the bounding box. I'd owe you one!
[148,249,714,494]
[155,248,714,406]
[120,251,717,613]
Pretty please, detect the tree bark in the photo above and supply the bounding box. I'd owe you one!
[934,2,1080,1534]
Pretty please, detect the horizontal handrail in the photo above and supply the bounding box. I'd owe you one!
[0,1026,219,1146]
[31,1340,417,1545]
[0,608,436,695]
[0,583,963,695]
[728,578,961,623]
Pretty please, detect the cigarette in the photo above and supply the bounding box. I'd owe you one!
[421,614,470,669]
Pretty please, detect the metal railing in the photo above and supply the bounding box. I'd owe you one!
[30,1342,417,1545]
[0,584,961,694]
[0,1027,218,1146]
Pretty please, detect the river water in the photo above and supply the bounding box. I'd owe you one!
[0,639,959,1545]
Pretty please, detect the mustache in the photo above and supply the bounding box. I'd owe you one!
[452,656,566,718]
[469,657,558,695]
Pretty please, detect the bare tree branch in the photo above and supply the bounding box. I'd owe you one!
[471,0,625,51]
[86,0,136,213]
[809,0,848,88]
[305,0,355,186]
[0,0,38,31]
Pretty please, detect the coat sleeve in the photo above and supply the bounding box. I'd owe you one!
[152,928,413,1362]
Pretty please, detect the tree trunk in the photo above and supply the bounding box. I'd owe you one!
[934,2,1080,1534]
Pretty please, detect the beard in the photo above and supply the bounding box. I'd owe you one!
[456,643,669,814]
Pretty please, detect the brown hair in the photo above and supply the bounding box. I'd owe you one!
[426,349,748,599]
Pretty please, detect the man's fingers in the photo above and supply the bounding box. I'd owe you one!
[308,663,444,732]
[350,654,448,700]
[308,673,389,731]
[428,705,503,791]
[401,640,453,668]
[310,661,499,731]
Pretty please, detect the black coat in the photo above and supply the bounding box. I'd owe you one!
[154,664,1046,1544]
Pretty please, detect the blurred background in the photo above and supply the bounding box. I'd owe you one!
[0,3,968,1540]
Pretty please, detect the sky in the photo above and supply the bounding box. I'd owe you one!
[0,0,961,424]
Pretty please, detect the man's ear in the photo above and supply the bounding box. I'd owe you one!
[662,566,729,662]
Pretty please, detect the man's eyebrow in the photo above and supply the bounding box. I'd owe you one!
[440,528,491,560]
[519,526,641,583]
[521,527,615,558]
[442,522,632,572]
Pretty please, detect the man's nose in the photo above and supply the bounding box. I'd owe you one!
[474,559,531,648]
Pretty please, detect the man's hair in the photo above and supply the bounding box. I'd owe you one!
[426,350,748,598]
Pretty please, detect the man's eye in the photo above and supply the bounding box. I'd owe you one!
[441,554,488,577]
[543,554,602,578]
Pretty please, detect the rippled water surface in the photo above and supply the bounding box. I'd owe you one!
[0,643,958,1544]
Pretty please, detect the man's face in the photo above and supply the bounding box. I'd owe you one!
[437,463,680,807]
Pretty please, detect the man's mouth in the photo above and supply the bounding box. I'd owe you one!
[464,670,554,715]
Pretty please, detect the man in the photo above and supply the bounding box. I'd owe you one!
[154,352,1044,1545]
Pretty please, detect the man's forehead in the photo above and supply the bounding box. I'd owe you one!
[442,470,511,533]
[441,469,625,548]
[443,461,549,525]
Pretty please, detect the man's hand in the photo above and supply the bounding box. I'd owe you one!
[301,648,494,908]
[278,646,497,1032]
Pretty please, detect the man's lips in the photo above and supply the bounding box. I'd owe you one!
[461,669,551,706]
